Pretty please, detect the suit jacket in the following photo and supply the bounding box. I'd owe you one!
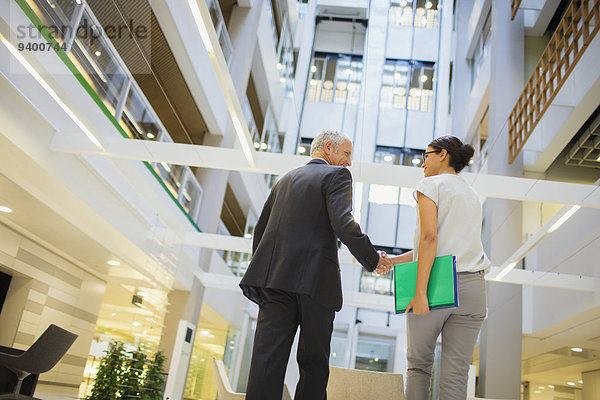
[239,158,379,311]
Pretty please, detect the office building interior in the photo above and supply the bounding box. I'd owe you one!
[0,0,599,399]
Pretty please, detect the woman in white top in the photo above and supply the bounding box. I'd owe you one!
[385,136,490,400]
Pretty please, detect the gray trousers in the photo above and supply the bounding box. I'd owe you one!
[405,271,486,400]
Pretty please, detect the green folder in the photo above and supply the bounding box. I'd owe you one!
[393,255,458,314]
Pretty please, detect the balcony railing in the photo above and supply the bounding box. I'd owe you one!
[508,0,600,163]
[18,0,205,229]
[207,0,234,66]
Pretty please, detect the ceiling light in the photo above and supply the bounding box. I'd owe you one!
[0,34,105,151]
[548,205,580,232]
[412,157,421,165]
[107,260,121,266]
[420,75,428,82]
[0,206,13,213]
[244,233,252,239]
[548,385,554,389]
[276,62,283,70]
[254,142,260,149]
[311,65,317,73]
[534,391,541,394]
[111,312,116,316]
[260,143,268,150]
[426,1,433,8]
[469,159,475,165]
[578,380,583,384]
[346,68,352,75]
[383,155,393,162]
[280,77,286,83]
[132,321,141,327]
[94,50,101,57]
[76,0,82,4]
[538,386,545,389]
[567,382,575,386]
[298,146,306,154]
[105,324,109,328]
[146,132,155,139]
[571,347,583,352]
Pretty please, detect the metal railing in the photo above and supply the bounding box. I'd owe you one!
[22,0,205,226]
[508,0,600,163]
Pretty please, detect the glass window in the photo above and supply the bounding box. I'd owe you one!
[296,138,312,156]
[69,10,127,114]
[380,60,409,109]
[120,87,162,140]
[330,332,347,367]
[307,53,363,104]
[471,8,491,87]
[374,146,424,168]
[408,62,435,112]
[355,336,395,372]
[389,0,439,29]
[180,173,203,219]
[277,18,296,98]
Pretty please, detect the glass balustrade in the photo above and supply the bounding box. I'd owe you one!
[24,0,205,227]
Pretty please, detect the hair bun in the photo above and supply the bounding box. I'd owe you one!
[461,144,475,160]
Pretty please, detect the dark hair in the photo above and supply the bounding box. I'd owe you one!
[428,135,475,173]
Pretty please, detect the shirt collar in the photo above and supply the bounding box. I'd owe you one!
[312,157,330,165]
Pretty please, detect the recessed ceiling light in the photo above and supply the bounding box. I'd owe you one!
[244,233,252,239]
[383,155,393,162]
[298,147,306,154]
[132,321,141,327]
[538,386,545,389]
[571,347,583,352]
[107,260,121,266]
[0,206,13,213]
[111,312,116,316]
[105,324,109,328]
[94,50,101,57]
[548,385,554,389]
[567,382,576,386]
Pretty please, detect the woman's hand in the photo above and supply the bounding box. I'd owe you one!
[406,293,430,315]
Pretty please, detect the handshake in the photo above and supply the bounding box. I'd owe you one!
[376,251,394,276]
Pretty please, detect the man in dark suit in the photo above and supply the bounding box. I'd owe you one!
[240,130,392,400]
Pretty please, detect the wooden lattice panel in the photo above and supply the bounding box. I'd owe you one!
[508,0,600,164]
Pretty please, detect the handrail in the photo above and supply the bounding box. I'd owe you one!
[508,0,600,163]
[511,0,522,20]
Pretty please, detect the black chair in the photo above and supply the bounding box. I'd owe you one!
[0,324,78,399]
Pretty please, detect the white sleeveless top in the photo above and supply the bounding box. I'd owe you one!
[413,174,490,273]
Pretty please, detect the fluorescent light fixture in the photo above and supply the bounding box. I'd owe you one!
[107,260,121,266]
[548,205,580,232]
[571,347,583,352]
[495,262,517,280]
[187,0,214,54]
[231,117,256,167]
[0,206,12,213]
[0,34,105,151]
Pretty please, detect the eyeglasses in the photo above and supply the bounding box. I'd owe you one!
[422,150,441,161]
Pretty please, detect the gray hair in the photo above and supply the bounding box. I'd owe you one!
[310,130,350,156]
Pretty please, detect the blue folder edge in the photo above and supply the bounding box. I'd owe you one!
[394,256,459,314]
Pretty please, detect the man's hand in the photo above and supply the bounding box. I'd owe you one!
[376,251,394,275]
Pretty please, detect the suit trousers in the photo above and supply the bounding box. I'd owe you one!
[246,288,335,400]
[405,271,487,400]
